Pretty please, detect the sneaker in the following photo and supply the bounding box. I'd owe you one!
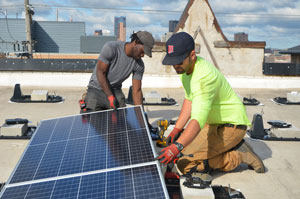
[235,140,265,173]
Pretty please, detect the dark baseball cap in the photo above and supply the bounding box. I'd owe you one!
[136,31,155,57]
[162,32,195,65]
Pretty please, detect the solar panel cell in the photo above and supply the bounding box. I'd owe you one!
[133,165,166,199]
[69,115,91,139]
[125,106,146,131]
[51,176,81,199]
[10,144,47,184]
[34,141,67,180]
[79,172,106,198]
[106,169,134,199]
[25,180,55,198]
[107,110,126,134]
[58,138,87,176]
[107,132,131,168]
[89,112,107,137]
[83,135,108,172]
[0,184,30,199]
[30,120,57,145]
[128,129,154,164]
[50,117,73,142]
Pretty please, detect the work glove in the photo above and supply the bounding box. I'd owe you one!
[166,127,183,145]
[156,144,180,165]
[108,95,117,110]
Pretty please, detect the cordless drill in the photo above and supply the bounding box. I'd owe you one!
[156,119,176,147]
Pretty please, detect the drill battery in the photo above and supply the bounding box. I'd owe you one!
[79,99,87,112]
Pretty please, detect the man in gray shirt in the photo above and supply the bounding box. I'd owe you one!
[82,31,154,112]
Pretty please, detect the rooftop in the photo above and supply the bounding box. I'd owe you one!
[280,45,300,55]
[0,86,300,198]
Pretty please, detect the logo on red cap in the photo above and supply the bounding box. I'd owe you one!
[168,45,174,54]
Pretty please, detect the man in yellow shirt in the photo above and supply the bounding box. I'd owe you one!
[157,32,265,174]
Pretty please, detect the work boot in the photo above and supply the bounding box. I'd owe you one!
[235,139,265,173]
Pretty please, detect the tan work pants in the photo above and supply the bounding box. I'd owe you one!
[177,124,246,174]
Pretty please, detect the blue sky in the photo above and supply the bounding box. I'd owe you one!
[1,0,300,49]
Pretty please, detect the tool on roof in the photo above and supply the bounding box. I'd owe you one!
[243,97,261,106]
[211,185,246,199]
[182,171,246,198]
[183,172,212,189]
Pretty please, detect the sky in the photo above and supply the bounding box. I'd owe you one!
[0,0,300,49]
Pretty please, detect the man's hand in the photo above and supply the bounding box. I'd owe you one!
[108,95,117,110]
[166,127,183,145]
[156,144,180,165]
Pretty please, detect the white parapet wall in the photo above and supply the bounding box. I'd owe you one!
[1,72,300,89]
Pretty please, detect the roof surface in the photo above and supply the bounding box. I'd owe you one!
[0,86,300,198]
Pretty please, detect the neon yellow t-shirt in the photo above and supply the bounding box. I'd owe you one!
[180,57,250,129]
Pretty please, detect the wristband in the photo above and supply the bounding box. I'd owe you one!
[174,142,184,151]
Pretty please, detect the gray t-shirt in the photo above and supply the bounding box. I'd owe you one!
[88,41,144,90]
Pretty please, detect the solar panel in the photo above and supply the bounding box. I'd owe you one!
[0,106,169,199]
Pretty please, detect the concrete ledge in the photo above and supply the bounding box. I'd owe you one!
[1,72,300,89]
[226,76,300,89]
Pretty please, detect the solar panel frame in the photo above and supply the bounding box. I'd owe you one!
[0,106,169,199]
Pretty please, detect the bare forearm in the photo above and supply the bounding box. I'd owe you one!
[97,70,112,97]
[132,79,143,106]
[176,119,200,147]
[175,99,192,130]
[132,90,143,105]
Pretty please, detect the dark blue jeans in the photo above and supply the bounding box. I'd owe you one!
[82,87,126,113]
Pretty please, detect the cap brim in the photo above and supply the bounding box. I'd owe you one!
[162,52,189,65]
[144,46,152,58]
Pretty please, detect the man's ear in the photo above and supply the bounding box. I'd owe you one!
[190,50,196,60]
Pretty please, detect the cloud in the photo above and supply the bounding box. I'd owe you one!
[209,0,300,48]
[210,0,263,13]
[1,0,299,49]
[65,0,140,8]
[0,0,24,16]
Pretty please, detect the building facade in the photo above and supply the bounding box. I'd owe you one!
[0,19,85,53]
[80,35,117,53]
[234,32,248,42]
[173,0,266,76]
[280,45,300,64]
[114,16,126,41]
